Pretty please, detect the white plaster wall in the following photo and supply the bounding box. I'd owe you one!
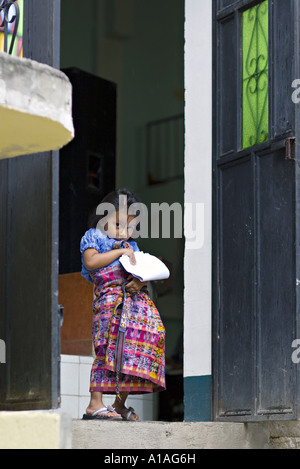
[184,0,212,378]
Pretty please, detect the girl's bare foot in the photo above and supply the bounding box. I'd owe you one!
[85,391,121,419]
[85,404,121,419]
[117,406,139,421]
[112,392,139,421]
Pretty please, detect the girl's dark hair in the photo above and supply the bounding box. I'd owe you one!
[88,188,140,229]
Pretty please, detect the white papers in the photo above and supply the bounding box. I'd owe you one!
[119,251,170,282]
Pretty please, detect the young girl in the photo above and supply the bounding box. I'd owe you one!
[80,188,166,421]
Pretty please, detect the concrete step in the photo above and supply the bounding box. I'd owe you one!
[72,419,270,450]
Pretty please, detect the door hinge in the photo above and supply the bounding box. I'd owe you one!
[58,304,64,327]
[285,137,296,161]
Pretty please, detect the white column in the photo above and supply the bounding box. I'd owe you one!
[184,0,212,379]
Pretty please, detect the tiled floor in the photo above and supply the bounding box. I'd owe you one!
[60,354,158,421]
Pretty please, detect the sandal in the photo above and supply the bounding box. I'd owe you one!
[82,405,121,420]
[118,406,139,421]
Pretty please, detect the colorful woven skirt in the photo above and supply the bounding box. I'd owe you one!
[89,265,166,396]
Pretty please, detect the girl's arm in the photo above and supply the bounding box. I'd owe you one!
[83,247,136,271]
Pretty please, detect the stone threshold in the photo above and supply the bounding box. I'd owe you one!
[72,419,269,450]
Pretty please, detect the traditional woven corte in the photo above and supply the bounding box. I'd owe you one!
[89,241,166,398]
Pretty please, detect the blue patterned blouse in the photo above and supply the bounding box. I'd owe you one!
[80,228,139,283]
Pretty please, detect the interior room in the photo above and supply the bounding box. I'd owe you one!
[59,0,184,421]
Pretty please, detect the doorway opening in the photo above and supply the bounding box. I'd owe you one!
[59,0,184,421]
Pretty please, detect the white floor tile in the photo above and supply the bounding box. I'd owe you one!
[79,356,93,365]
[61,354,80,364]
[60,395,79,419]
[79,363,92,397]
[79,396,89,418]
[61,361,79,396]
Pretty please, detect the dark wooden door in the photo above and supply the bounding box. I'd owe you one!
[213,0,300,421]
[0,0,61,410]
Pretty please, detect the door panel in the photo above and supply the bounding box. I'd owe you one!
[213,0,299,421]
[219,158,254,417]
[219,14,237,155]
[257,147,296,416]
[3,156,52,407]
[271,0,294,139]
[0,0,61,410]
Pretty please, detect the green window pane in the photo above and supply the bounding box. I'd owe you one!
[242,0,269,149]
[18,0,24,37]
[0,0,23,57]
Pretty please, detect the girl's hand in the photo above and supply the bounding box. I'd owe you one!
[122,248,136,265]
[125,275,148,294]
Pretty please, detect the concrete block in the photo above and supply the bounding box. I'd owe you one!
[72,420,270,450]
[264,421,300,449]
[0,51,74,159]
[0,411,72,449]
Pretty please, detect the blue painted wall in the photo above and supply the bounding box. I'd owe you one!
[184,375,212,422]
